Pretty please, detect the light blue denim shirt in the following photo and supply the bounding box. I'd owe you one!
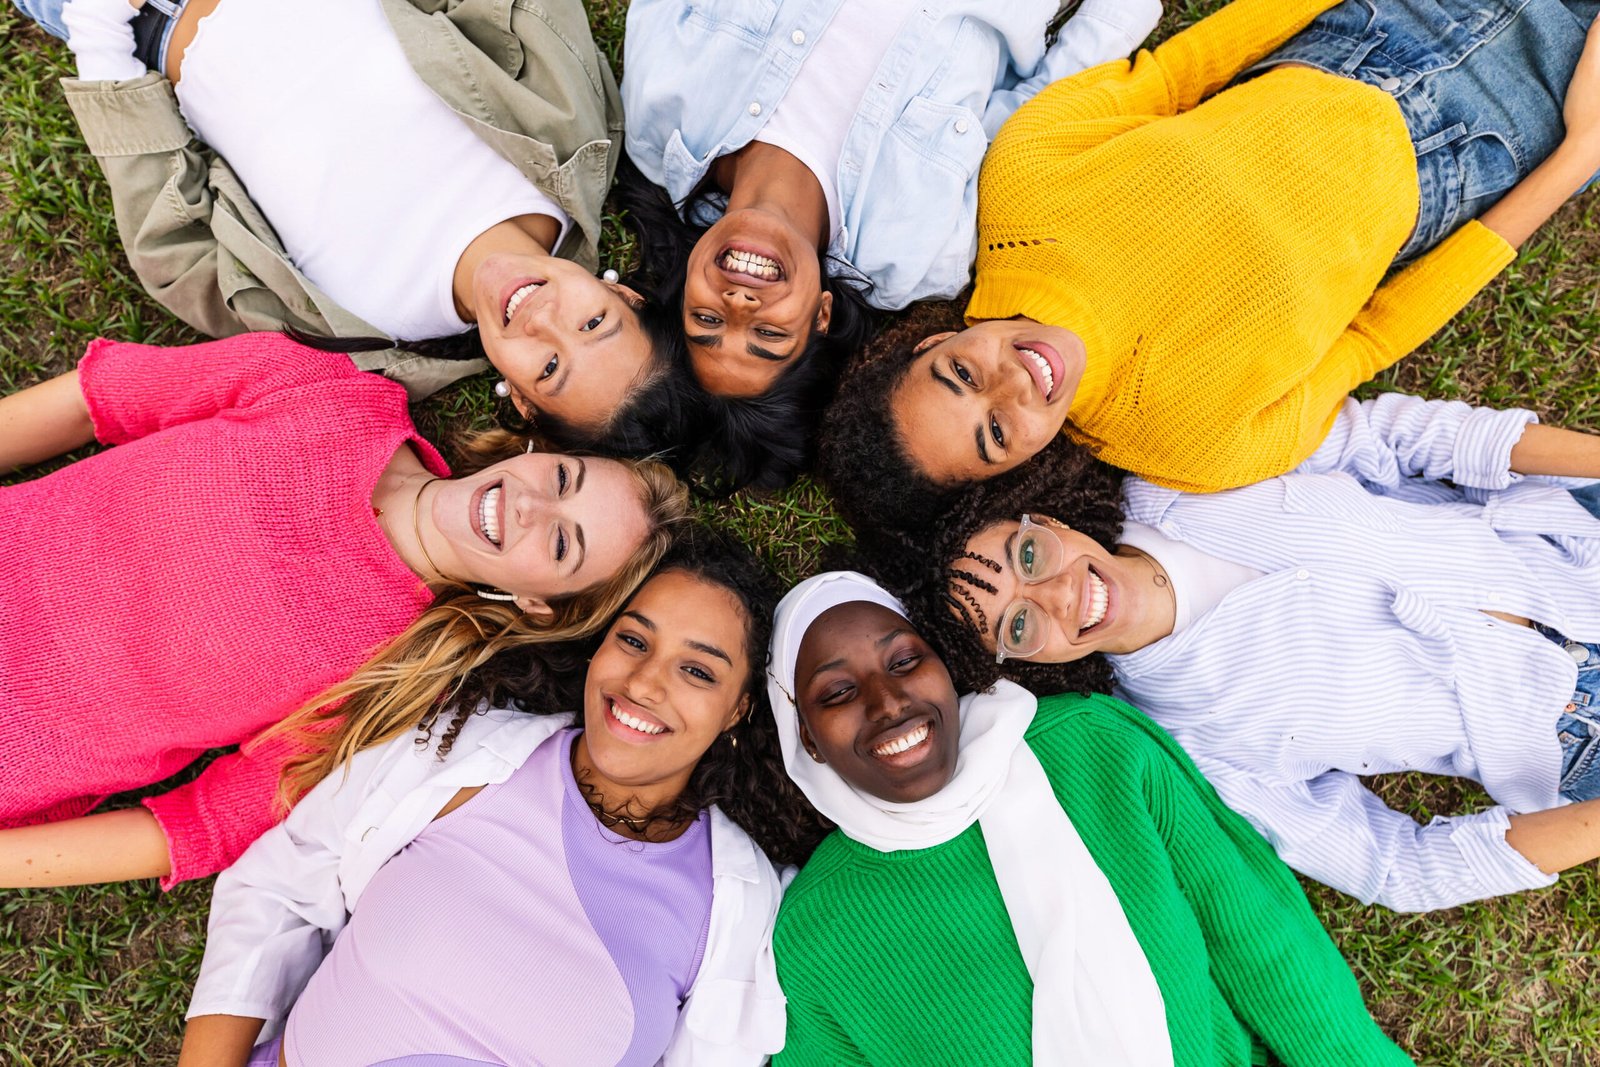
[621,0,1161,310]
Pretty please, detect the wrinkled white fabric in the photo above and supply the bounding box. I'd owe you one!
[767,571,1173,1066]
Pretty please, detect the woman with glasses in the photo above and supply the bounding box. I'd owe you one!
[851,391,1600,913]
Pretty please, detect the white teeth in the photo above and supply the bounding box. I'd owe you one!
[504,282,541,325]
[479,486,502,547]
[718,249,782,280]
[872,723,930,758]
[609,700,665,735]
[1082,570,1108,632]
[1020,347,1054,398]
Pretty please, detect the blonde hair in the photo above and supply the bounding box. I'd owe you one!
[268,430,689,804]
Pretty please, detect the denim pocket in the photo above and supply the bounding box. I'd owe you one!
[686,0,779,41]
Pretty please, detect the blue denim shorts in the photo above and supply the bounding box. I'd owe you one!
[13,0,185,72]
[1252,0,1600,265]
[1535,624,1600,802]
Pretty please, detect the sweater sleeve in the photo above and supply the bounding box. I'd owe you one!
[1304,222,1516,432]
[78,334,364,445]
[1049,697,1413,1066]
[142,726,311,888]
[1200,762,1556,914]
[1148,0,1344,113]
[772,985,872,1067]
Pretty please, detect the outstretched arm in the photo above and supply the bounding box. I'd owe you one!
[1477,17,1600,250]
[177,1015,265,1067]
[0,371,95,470]
[0,808,170,886]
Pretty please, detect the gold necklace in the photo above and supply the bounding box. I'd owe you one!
[375,476,445,583]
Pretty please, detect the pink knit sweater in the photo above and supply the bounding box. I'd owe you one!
[0,333,447,886]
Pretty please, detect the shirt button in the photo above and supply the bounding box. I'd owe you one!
[1295,569,1310,581]
[748,102,762,116]
[791,29,805,45]
[955,118,970,134]
[1379,75,1402,92]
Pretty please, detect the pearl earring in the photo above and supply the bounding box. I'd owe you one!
[494,380,511,398]
[602,268,619,284]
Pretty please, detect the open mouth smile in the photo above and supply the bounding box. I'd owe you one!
[1014,341,1065,402]
[866,716,937,767]
[1080,565,1109,635]
[503,280,546,326]
[473,480,505,548]
[717,245,783,285]
[605,697,670,741]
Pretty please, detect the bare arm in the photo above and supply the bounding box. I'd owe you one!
[1477,18,1600,249]
[0,808,170,887]
[178,1015,267,1067]
[0,371,96,471]
[1506,798,1600,874]
[1509,423,1600,479]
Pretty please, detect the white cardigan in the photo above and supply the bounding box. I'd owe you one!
[188,706,789,1065]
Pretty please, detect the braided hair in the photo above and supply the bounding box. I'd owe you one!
[849,434,1127,699]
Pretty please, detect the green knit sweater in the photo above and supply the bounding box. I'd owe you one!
[772,693,1411,1066]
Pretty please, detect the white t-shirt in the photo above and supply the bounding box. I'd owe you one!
[754,0,921,240]
[174,0,570,340]
[1118,522,1263,635]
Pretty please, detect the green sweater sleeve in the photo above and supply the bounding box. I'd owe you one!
[773,981,872,1067]
[1035,695,1413,1067]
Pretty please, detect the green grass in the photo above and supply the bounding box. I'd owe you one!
[3,3,1600,1064]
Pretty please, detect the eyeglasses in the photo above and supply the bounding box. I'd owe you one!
[994,514,1067,664]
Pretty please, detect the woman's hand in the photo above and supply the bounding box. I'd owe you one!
[178,1015,268,1067]
[0,370,96,472]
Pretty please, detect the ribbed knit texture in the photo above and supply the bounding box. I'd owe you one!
[0,334,446,886]
[966,0,1515,492]
[773,693,1413,1066]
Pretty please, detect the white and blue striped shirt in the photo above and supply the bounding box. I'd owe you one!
[1109,393,1600,913]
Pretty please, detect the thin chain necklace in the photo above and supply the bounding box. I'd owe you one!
[569,742,680,840]
[374,475,446,583]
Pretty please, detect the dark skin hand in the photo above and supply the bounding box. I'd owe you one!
[794,602,961,804]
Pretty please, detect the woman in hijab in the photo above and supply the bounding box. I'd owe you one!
[764,570,1411,1066]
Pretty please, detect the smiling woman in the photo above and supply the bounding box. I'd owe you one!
[765,571,1411,1065]
[0,333,689,892]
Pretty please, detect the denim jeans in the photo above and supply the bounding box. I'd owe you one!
[1571,481,1600,521]
[13,0,184,71]
[1253,0,1600,266]
[1535,625,1600,802]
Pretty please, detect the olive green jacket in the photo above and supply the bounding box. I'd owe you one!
[60,0,623,397]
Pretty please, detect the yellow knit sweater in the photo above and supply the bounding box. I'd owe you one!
[967,0,1515,493]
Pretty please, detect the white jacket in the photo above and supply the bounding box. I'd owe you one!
[188,706,789,1064]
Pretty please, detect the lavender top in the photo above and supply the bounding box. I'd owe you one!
[283,728,713,1066]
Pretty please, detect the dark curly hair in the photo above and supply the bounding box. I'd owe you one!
[612,156,880,492]
[848,434,1127,701]
[816,299,970,533]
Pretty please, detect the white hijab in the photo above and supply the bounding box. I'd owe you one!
[768,572,1173,1067]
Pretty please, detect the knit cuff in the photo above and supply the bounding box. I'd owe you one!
[142,793,204,891]
[1368,221,1515,355]
[76,337,129,446]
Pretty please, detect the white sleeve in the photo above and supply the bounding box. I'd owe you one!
[61,0,148,81]
[1202,761,1556,913]
[185,741,397,1024]
[1295,392,1538,490]
[982,0,1163,135]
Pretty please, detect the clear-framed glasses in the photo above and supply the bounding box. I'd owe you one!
[994,514,1067,665]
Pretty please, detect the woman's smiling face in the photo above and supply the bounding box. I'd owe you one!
[793,601,960,804]
[682,209,832,398]
[471,252,655,432]
[579,568,754,803]
[889,320,1085,484]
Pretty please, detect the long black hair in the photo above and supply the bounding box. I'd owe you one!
[612,156,880,492]
[847,434,1127,700]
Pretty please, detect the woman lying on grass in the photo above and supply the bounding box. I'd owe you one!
[614,0,1162,485]
[852,392,1600,912]
[0,332,686,888]
[821,0,1600,531]
[766,571,1410,1065]
[178,530,823,1067]
[16,0,706,463]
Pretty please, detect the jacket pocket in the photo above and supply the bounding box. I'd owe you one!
[887,95,988,180]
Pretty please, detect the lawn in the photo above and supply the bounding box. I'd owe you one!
[3,2,1599,1063]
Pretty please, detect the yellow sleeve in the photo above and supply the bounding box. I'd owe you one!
[1153,0,1347,112]
[994,0,1346,146]
[1313,220,1514,400]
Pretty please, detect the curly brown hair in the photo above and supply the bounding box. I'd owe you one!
[816,300,972,533]
[848,433,1127,700]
